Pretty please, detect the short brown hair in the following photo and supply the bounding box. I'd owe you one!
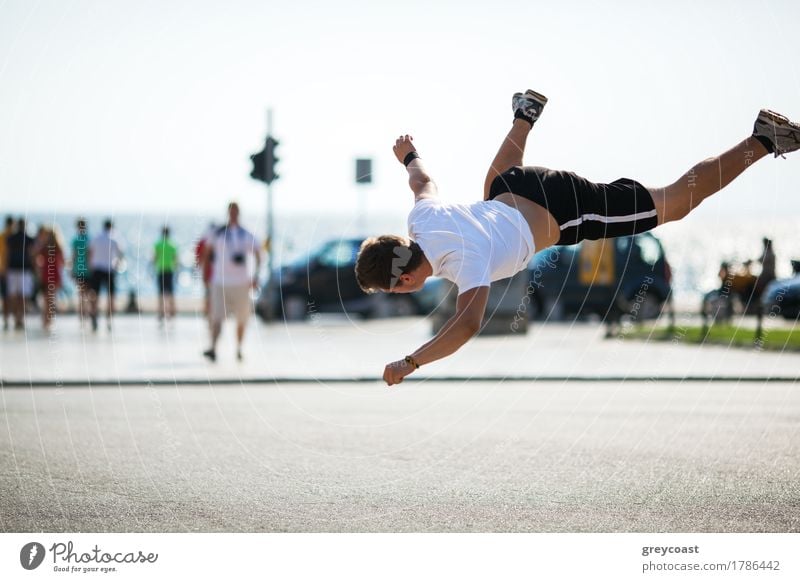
[355,235,424,293]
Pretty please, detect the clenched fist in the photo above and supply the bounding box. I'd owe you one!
[393,135,417,165]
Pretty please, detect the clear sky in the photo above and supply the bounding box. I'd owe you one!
[1,0,799,224]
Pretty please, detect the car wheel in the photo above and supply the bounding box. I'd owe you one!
[255,303,271,322]
[542,294,564,321]
[282,295,308,321]
[636,293,663,321]
[527,290,545,320]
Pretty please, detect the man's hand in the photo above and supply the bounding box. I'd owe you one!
[382,358,416,386]
[393,135,416,164]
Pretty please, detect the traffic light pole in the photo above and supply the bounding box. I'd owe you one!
[266,108,274,279]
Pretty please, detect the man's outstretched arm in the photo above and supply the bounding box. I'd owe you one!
[382,286,489,386]
[393,135,438,202]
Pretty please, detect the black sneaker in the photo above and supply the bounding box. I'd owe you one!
[753,109,800,158]
[512,89,548,125]
[203,349,217,362]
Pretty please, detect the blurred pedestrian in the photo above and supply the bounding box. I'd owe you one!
[29,224,48,313]
[194,223,216,318]
[154,225,178,324]
[70,218,91,324]
[756,237,776,298]
[201,203,261,362]
[718,261,731,292]
[88,218,124,332]
[5,218,35,330]
[0,215,14,330]
[35,226,65,331]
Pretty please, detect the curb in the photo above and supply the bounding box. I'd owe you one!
[2,375,798,387]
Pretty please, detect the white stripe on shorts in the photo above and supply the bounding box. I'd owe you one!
[559,209,658,231]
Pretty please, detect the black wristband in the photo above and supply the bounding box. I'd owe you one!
[403,151,420,166]
[404,355,420,369]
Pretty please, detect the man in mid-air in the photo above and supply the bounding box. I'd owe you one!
[354,89,800,386]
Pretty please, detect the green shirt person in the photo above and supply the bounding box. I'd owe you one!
[154,226,178,321]
[154,231,178,274]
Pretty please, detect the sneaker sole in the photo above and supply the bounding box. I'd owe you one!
[512,90,548,107]
[524,89,548,105]
[512,90,548,115]
[756,108,800,156]
[759,108,792,126]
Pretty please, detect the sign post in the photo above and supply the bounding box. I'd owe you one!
[355,158,372,235]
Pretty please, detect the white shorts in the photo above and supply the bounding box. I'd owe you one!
[6,270,34,297]
[210,284,251,324]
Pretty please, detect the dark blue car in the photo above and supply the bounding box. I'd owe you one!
[526,233,672,323]
[255,237,440,321]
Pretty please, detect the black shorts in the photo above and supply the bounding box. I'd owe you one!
[157,271,174,296]
[90,270,116,296]
[488,166,659,245]
[73,272,89,290]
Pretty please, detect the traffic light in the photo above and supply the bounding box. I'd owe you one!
[250,136,280,185]
[250,150,266,182]
[264,136,279,184]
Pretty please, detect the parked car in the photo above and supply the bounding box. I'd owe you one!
[256,237,439,321]
[527,233,672,323]
[760,260,800,320]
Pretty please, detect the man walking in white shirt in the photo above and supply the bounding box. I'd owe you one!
[88,219,124,332]
[201,202,262,362]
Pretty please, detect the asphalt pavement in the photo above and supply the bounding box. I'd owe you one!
[2,380,798,532]
[2,314,798,532]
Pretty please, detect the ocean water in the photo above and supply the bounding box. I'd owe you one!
[12,211,800,310]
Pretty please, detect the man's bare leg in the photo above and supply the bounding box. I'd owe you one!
[649,137,769,225]
[10,295,23,328]
[203,320,221,362]
[483,119,532,200]
[235,321,246,360]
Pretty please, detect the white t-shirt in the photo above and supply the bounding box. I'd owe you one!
[407,198,535,294]
[88,230,124,272]
[209,225,260,287]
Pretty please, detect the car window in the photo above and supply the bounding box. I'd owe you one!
[636,235,661,266]
[318,241,358,267]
